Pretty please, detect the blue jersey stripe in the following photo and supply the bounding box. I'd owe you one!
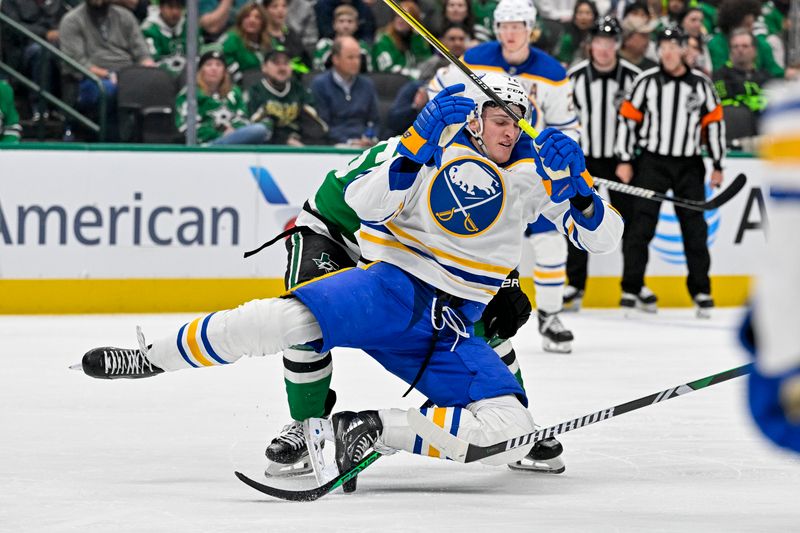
[200,312,228,365]
[176,323,199,368]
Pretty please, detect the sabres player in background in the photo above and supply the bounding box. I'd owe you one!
[744,81,800,454]
[79,74,623,491]
[430,0,581,353]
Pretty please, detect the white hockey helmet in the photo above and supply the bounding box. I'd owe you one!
[493,0,537,34]
[465,72,531,140]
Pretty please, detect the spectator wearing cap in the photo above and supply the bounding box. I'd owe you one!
[562,16,640,310]
[141,0,197,76]
[315,0,376,43]
[247,47,323,146]
[555,0,599,67]
[176,50,269,145]
[310,36,380,146]
[707,0,786,79]
[615,26,726,314]
[0,80,22,144]
[314,5,371,72]
[0,0,69,122]
[619,13,658,70]
[712,29,769,115]
[262,0,312,75]
[59,0,155,140]
[371,0,432,78]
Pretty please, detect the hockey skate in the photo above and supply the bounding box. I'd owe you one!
[78,327,163,379]
[264,421,314,477]
[562,285,584,313]
[508,435,565,474]
[538,310,573,353]
[332,410,383,493]
[693,293,714,319]
[620,287,658,315]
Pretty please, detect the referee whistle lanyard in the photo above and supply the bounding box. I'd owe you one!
[402,293,470,397]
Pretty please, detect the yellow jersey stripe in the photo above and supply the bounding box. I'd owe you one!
[359,230,496,296]
[386,222,511,276]
[186,317,214,367]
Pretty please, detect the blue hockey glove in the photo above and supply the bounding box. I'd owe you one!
[749,366,800,453]
[533,128,593,203]
[398,83,474,167]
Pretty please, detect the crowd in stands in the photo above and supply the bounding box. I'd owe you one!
[0,0,794,146]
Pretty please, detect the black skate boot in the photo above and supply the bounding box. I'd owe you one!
[509,435,565,474]
[81,347,163,379]
[620,287,658,314]
[264,421,312,477]
[562,285,584,313]
[538,310,574,353]
[264,390,337,477]
[693,293,714,319]
[332,410,383,493]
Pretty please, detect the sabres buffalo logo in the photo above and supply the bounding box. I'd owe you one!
[428,157,505,237]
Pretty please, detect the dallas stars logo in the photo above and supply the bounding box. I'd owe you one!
[313,252,339,273]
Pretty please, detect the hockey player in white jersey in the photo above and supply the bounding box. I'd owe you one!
[743,81,800,454]
[430,0,581,353]
[79,75,623,491]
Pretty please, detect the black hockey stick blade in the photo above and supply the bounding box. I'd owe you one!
[235,450,383,502]
[462,363,753,463]
[595,173,747,211]
[702,172,747,209]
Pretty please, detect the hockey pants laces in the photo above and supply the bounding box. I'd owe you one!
[430,298,470,352]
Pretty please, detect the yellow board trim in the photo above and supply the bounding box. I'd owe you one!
[186,317,214,367]
[0,275,752,314]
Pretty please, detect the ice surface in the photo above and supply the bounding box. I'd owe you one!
[1,309,798,532]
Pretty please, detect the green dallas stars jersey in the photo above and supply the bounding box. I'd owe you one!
[175,85,249,144]
[247,78,312,144]
[141,13,192,75]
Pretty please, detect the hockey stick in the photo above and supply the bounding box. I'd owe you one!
[383,0,539,139]
[235,363,751,501]
[408,363,753,463]
[594,173,747,212]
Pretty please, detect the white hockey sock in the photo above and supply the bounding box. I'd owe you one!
[378,395,535,466]
[147,297,322,371]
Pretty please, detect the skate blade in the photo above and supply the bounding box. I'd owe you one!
[562,299,582,313]
[695,307,712,319]
[542,340,572,354]
[68,363,83,371]
[264,459,313,478]
[508,455,566,474]
[303,418,336,485]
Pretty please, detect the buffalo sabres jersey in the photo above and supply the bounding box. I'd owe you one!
[428,41,580,141]
[344,130,623,304]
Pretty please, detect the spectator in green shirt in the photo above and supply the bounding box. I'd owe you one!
[0,80,22,144]
[555,0,598,67]
[221,2,272,83]
[371,0,432,79]
[141,0,194,76]
[707,0,785,79]
[176,50,269,144]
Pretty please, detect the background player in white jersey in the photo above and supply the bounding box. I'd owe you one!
[430,0,581,353]
[79,74,622,492]
[743,81,800,454]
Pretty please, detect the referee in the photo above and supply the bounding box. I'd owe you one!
[564,16,640,311]
[615,26,726,316]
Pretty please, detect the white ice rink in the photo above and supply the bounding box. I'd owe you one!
[2,308,799,532]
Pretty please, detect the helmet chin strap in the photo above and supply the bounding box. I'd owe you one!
[466,119,490,157]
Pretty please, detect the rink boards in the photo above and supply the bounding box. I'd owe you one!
[0,145,768,313]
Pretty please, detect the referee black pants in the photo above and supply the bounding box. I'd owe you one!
[566,157,634,291]
[621,151,710,297]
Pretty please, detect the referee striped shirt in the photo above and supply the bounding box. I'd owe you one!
[616,66,726,169]
[569,58,641,159]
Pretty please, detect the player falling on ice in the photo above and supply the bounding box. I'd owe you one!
[78,74,622,493]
